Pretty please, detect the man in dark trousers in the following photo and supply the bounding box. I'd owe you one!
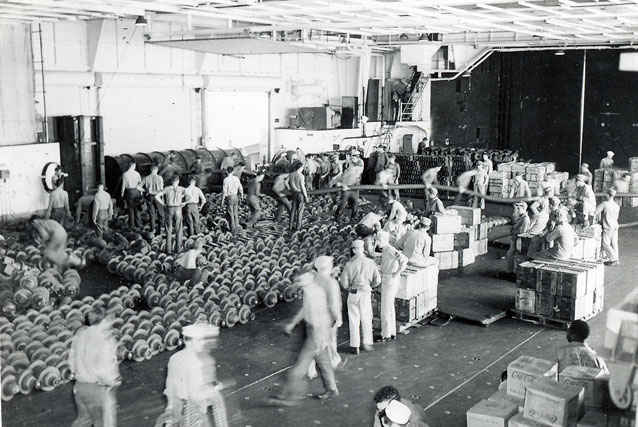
[333,149,364,222]
[246,172,265,228]
[155,176,186,254]
[289,161,309,232]
[142,164,164,235]
[120,161,143,229]
[183,176,206,236]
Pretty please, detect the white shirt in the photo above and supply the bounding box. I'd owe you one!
[388,200,407,223]
[122,169,142,190]
[184,185,206,206]
[69,325,120,386]
[222,175,243,197]
[164,348,216,402]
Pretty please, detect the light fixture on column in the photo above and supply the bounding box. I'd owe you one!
[135,15,148,26]
[554,49,565,56]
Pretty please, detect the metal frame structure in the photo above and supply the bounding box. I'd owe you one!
[0,0,637,47]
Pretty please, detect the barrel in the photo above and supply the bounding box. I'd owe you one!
[131,153,155,176]
[104,154,135,195]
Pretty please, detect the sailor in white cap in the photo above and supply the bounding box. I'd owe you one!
[509,172,532,199]
[340,240,381,354]
[596,187,620,265]
[503,201,530,274]
[534,207,576,261]
[473,161,489,210]
[333,149,365,222]
[377,231,408,342]
[160,322,230,427]
[575,173,596,226]
[381,399,412,426]
[398,217,432,268]
[270,271,339,405]
[600,151,615,170]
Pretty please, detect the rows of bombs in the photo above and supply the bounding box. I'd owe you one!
[0,193,361,402]
[0,244,84,318]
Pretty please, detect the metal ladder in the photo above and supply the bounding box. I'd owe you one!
[399,74,428,122]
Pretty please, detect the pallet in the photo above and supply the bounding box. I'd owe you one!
[372,309,438,335]
[509,309,601,330]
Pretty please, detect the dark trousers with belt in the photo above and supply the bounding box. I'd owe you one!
[226,195,240,232]
[166,206,183,254]
[146,195,164,233]
[94,209,110,238]
[184,203,201,236]
[125,188,142,229]
[290,192,305,231]
[334,190,359,221]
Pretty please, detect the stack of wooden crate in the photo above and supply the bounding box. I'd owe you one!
[573,224,601,261]
[489,161,568,199]
[514,258,605,324]
[371,256,439,332]
[488,170,511,198]
[431,206,487,270]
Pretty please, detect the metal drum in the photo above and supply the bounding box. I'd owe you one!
[131,153,155,176]
[104,154,135,195]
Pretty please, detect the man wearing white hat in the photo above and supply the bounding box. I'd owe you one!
[270,272,338,405]
[596,188,620,266]
[534,207,575,261]
[333,148,365,222]
[503,201,530,274]
[575,174,596,226]
[381,399,412,427]
[600,151,615,169]
[341,240,381,354]
[509,173,532,199]
[160,323,229,427]
[399,217,432,267]
[377,232,408,342]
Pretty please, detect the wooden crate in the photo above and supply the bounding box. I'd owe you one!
[453,231,471,250]
[432,213,462,234]
[466,398,518,427]
[523,377,584,427]
[508,413,551,427]
[396,260,438,300]
[558,366,608,409]
[487,390,523,412]
[448,205,481,226]
[535,292,555,317]
[516,289,536,313]
[471,238,488,256]
[431,233,454,253]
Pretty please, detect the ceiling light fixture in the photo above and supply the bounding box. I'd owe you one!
[135,15,147,26]
[554,49,565,56]
[399,33,409,41]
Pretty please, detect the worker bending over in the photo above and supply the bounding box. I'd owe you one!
[221,164,244,233]
[121,161,143,229]
[288,161,309,232]
[29,217,85,271]
[534,207,575,261]
[373,385,429,427]
[183,176,206,236]
[69,307,120,427]
[341,240,381,355]
[333,149,364,222]
[557,320,608,373]
[142,164,164,235]
[509,173,532,199]
[46,181,72,226]
[155,176,186,254]
[377,232,408,343]
[161,323,230,427]
[596,187,620,266]
[174,238,204,285]
[526,186,552,256]
[272,172,292,222]
[504,202,530,274]
[425,187,446,218]
[93,184,113,238]
[399,217,432,267]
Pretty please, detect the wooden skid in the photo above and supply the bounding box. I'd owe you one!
[510,309,601,330]
[373,309,438,335]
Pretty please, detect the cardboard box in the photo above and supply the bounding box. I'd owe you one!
[396,297,417,323]
[523,377,584,427]
[454,232,471,250]
[555,294,594,321]
[431,233,454,253]
[577,409,607,427]
[448,205,482,226]
[488,390,524,412]
[432,213,462,234]
[509,413,551,427]
[507,356,558,399]
[466,398,518,427]
[559,366,607,408]
[396,261,439,300]
[516,289,536,313]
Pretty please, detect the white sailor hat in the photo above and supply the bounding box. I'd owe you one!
[385,400,411,425]
[607,151,615,156]
[182,323,219,339]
